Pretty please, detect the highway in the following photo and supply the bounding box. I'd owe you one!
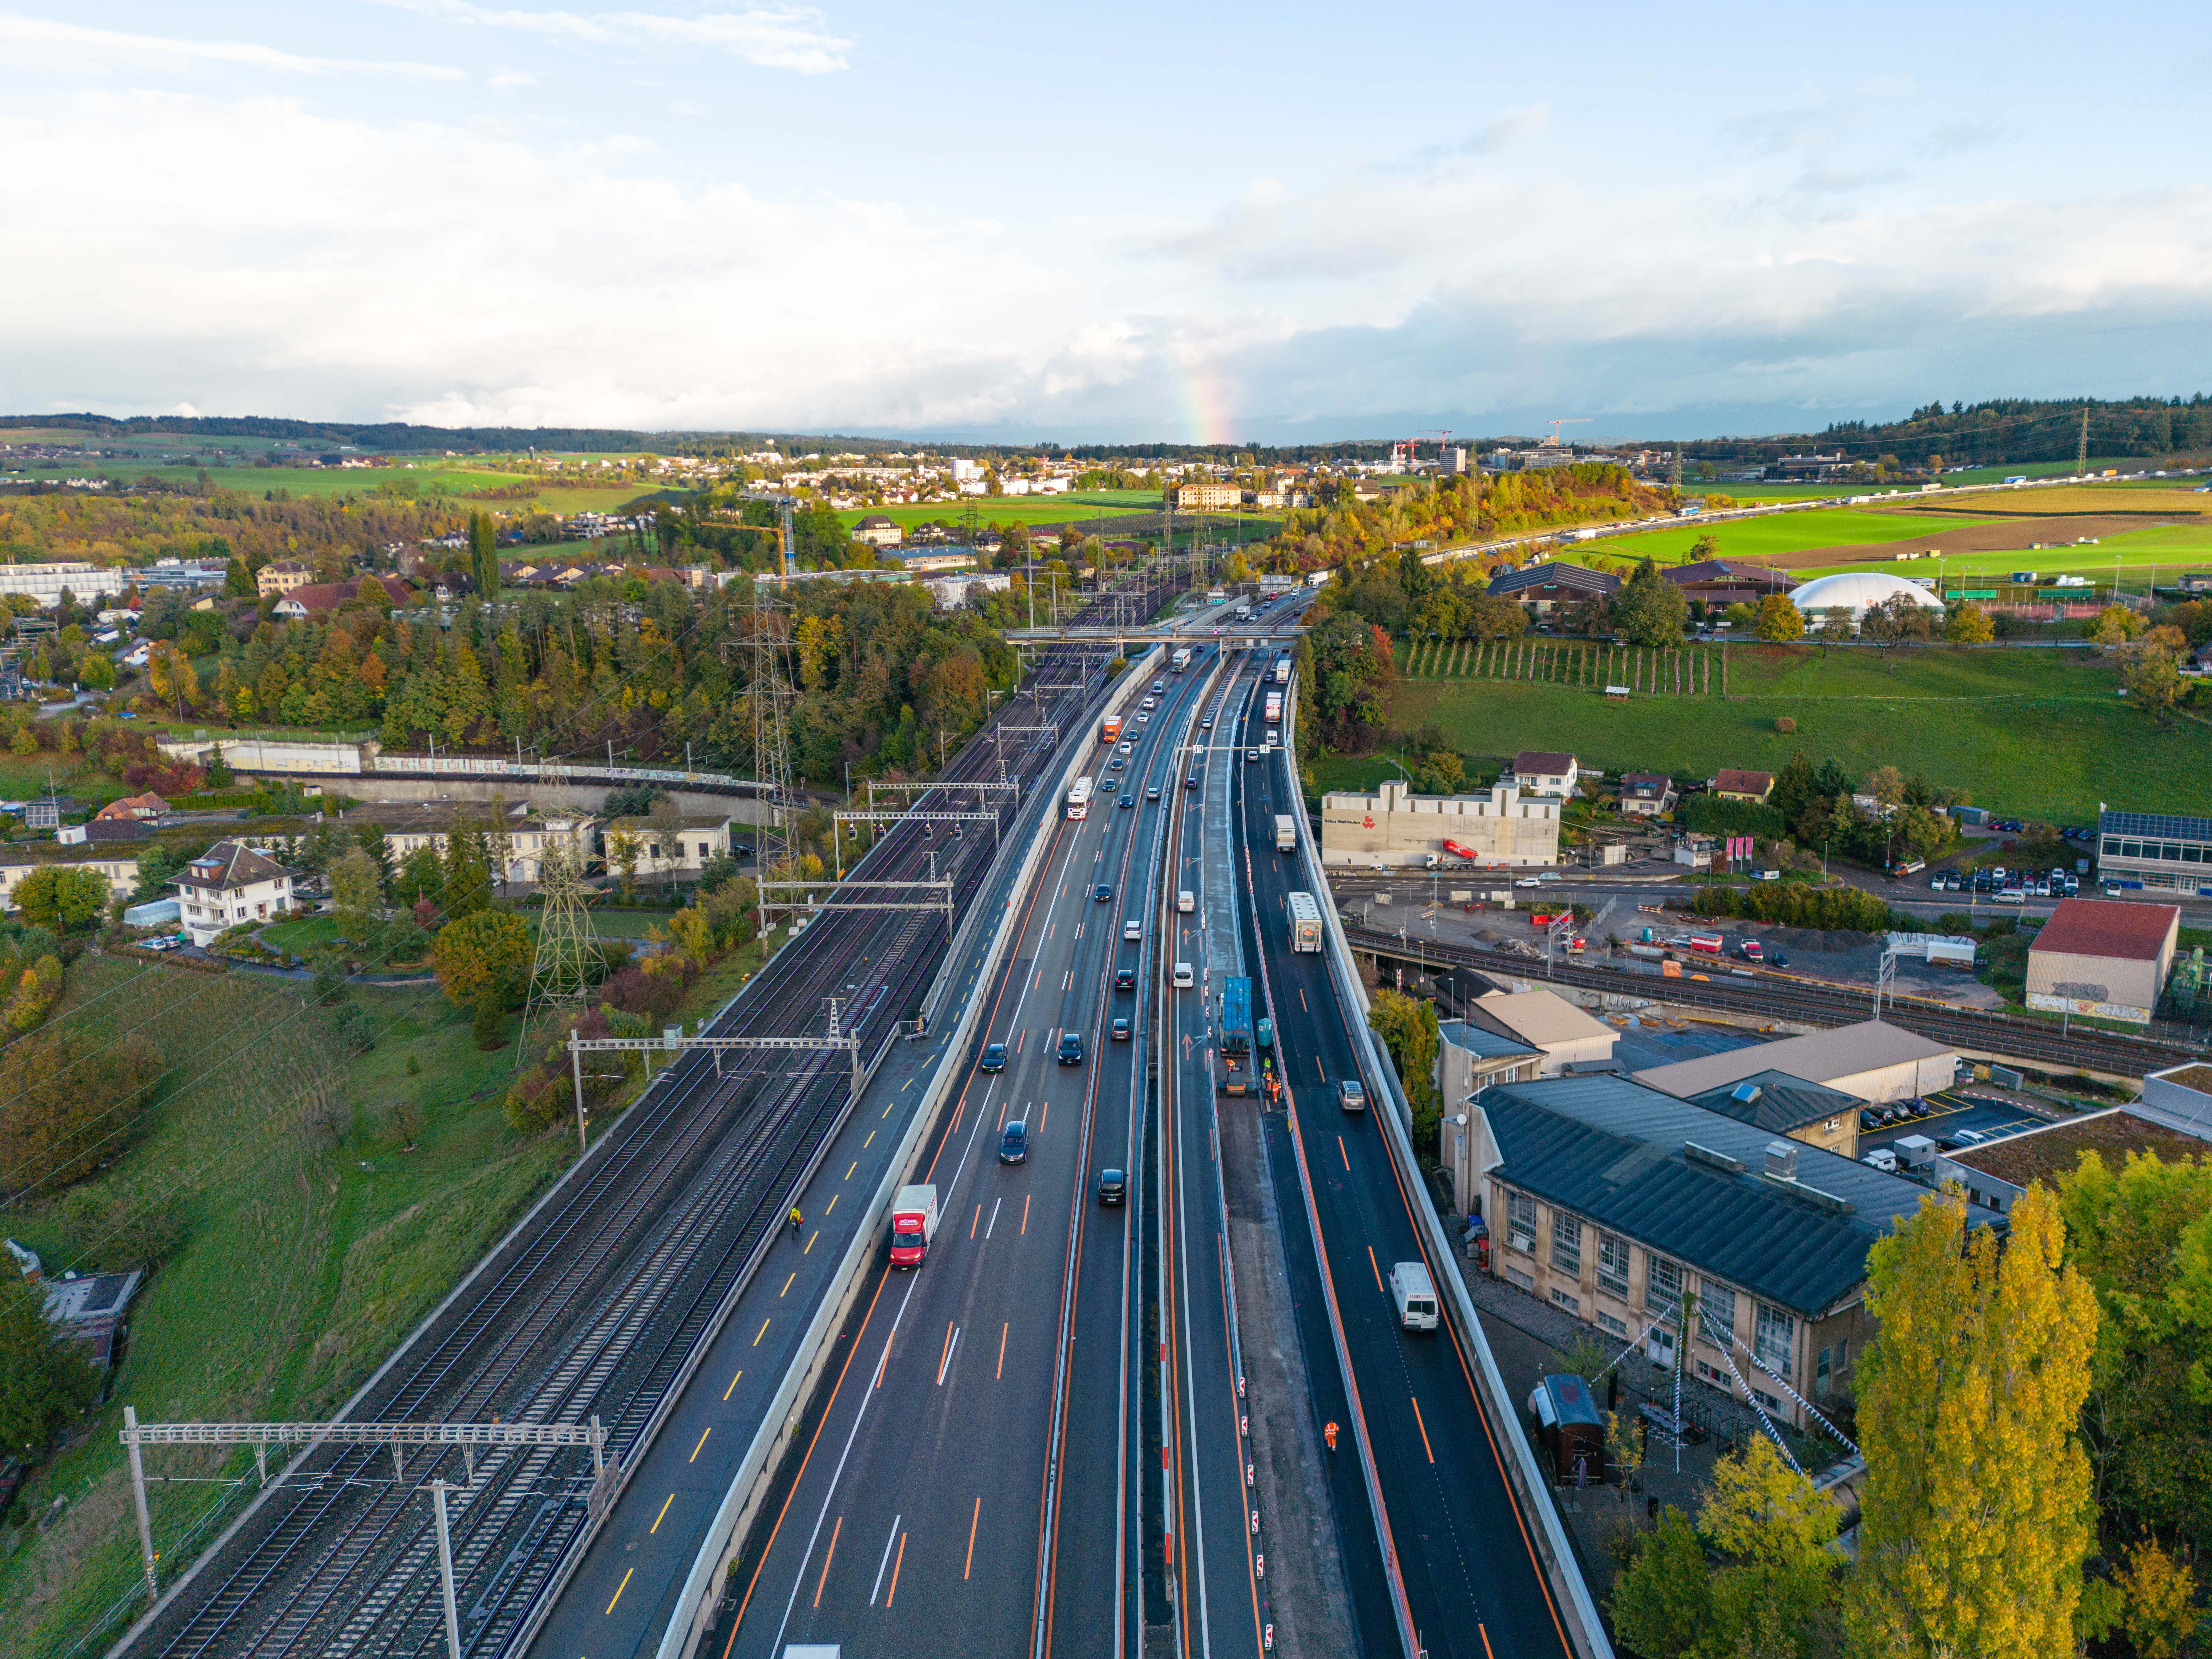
[707,647,1222,1659]
[110,570,1175,1659]
[1231,682,1577,1659]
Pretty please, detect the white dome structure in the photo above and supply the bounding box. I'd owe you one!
[1786,570,1948,625]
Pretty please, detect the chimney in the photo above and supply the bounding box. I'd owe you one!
[1763,1139,1798,1182]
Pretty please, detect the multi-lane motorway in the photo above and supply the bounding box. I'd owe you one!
[1228,675,1577,1659]
[710,649,1218,1658]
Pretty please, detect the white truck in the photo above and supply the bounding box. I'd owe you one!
[889,1185,939,1269]
[1274,814,1298,853]
[1287,890,1323,952]
[1170,646,1193,672]
[1390,1261,1438,1331]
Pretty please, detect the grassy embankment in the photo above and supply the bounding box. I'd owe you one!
[1323,644,2210,825]
[0,931,765,1656]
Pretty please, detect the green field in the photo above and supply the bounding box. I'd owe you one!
[8,454,654,518]
[1580,508,1997,568]
[833,496,1149,532]
[1800,520,2212,589]
[0,927,766,1655]
[1384,644,2209,824]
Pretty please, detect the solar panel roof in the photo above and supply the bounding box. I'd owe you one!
[2101,810,2212,844]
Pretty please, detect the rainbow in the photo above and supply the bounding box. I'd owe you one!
[1171,338,1240,446]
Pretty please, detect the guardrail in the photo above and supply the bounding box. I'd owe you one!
[1280,686,1615,1659]
[655,647,1159,1659]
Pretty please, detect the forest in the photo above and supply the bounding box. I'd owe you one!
[1690,394,2212,467]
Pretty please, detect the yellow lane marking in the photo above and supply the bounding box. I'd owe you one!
[690,1427,711,1462]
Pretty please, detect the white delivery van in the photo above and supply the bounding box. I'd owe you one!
[1389,1261,1438,1331]
[1177,890,1195,913]
[1172,961,1195,989]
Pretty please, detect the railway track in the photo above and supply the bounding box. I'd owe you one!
[118,570,1179,1659]
[1343,926,2204,1078]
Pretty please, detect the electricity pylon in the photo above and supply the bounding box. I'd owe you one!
[747,569,799,879]
[519,838,597,1049]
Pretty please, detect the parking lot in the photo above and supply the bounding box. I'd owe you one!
[1856,1090,2054,1155]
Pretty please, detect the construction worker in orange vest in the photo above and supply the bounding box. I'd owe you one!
[1324,1421,1339,1452]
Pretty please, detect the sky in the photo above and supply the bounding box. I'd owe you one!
[5,2,2212,445]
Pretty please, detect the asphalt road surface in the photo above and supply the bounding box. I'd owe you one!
[1234,688,1578,1659]
[709,650,1220,1659]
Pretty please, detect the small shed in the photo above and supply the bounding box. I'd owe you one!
[1527,1373,1607,1485]
[124,897,181,929]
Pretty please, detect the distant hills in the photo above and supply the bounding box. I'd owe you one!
[7,394,2209,466]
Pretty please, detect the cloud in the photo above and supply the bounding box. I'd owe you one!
[1457,103,1550,157]
[489,68,537,87]
[369,0,852,73]
[0,14,464,79]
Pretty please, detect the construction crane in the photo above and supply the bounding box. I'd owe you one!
[1543,418,1592,447]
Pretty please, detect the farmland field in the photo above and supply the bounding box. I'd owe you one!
[1572,508,1997,567]
[833,497,1149,531]
[1384,642,2209,823]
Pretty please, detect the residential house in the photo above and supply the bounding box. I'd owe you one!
[1711,769,1775,804]
[1664,560,1793,609]
[0,850,139,910]
[271,574,411,621]
[57,819,151,847]
[1617,772,1677,817]
[1634,1019,1958,1106]
[95,792,171,823]
[171,841,298,946]
[256,559,314,597]
[1508,751,1579,798]
[852,514,904,547]
[1684,1070,1861,1160]
[1469,1074,1991,1424]
[1171,482,1243,512]
[249,802,597,887]
[602,814,734,879]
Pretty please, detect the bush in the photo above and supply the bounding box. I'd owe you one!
[1691,882,1895,932]
[1774,716,1797,734]
[0,1030,165,1195]
[1682,796,1786,839]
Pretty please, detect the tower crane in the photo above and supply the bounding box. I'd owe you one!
[1543,418,1592,447]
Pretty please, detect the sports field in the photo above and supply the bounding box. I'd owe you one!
[1388,643,2209,823]
[833,495,1150,532]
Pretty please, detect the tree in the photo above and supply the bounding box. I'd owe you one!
[1943,603,1994,644]
[440,820,493,918]
[468,510,500,601]
[648,797,688,894]
[1814,606,1854,643]
[2117,636,2185,726]
[330,846,382,940]
[431,908,533,1012]
[131,844,175,904]
[608,829,644,901]
[1365,987,1440,1146]
[15,866,112,933]
[1846,1186,2097,1659]
[2114,1539,2197,1659]
[1610,1506,1714,1658]
[0,1030,165,1194]
[1700,1435,1841,1656]
[0,1276,98,1458]
[2057,1148,2212,1553]
[2091,604,2145,647]
[1753,594,1805,642]
[1613,558,1688,647]
[392,844,445,908]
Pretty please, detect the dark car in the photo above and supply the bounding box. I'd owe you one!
[1860,1108,1882,1131]
[1111,1016,1131,1041]
[999,1120,1028,1164]
[1184,774,1198,790]
[1108,755,1125,770]
[1057,1031,1085,1065]
[1094,883,1112,902]
[1120,794,1135,808]
[733,841,755,856]
[1097,1167,1126,1206]
[1115,966,1136,991]
[1768,949,1789,968]
[979,1041,1007,1074]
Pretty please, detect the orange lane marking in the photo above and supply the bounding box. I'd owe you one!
[996,1322,1008,1378]
[938,1320,954,1378]
[1367,1245,1384,1293]
[1339,1136,1350,1171]
[885,1530,907,1606]
[1411,1395,1436,1464]
[971,1203,982,1239]
[1479,1623,1497,1659]
[812,1515,842,1608]
[965,1495,982,1578]
[1021,1194,1030,1235]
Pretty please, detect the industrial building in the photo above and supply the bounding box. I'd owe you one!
[2024,896,2181,1025]
[2095,809,2212,897]
[1633,1019,1957,1106]
[1318,778,1560,868]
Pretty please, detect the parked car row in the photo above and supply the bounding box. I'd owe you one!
[1928,866,2077,897]
[1860,1098,1937,1131]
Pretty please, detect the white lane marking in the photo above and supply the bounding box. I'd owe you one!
[869,1513,903,1606]
[936,1324,963,1387]
[986,1197,1002,1239]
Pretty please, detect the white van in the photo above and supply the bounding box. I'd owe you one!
[1389,1261,1438,1331]
[1172,962,1195,989]
[1177,890,1195,914]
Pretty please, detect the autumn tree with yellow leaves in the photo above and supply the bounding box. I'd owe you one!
[1845,1185,2097,1659]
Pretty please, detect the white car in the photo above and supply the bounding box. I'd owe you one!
[1515,877,1543,888]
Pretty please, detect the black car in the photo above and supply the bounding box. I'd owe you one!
[1057,1031,1085,1065]
[1245,748,1259,762]
[1860,1108,1881,1131]
[979,1042,1007,1074]
[1768,949,1788,967]
[1115,966,1136,991]
[1184,774,1198,790]
[1094,883,1112,902]
[1111,1016,1131,1041]
[1108,755,1124,770]
[999,1120,1028,1164]
[1097,1167,1126,1206]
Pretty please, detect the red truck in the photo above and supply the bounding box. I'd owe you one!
[1739,940,1764,962]
[1530,911,1573,928]
[889,1184,939,1269]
